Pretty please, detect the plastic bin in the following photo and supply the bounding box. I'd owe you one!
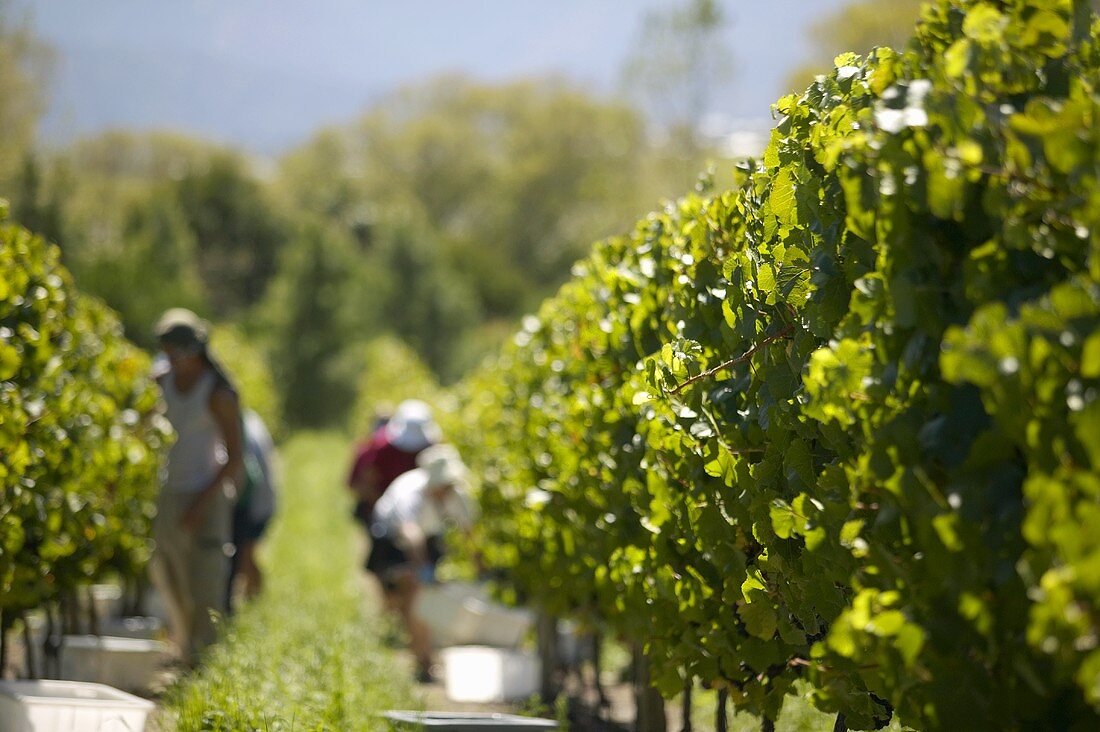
[441,646,540,703]
[57,635,169,692]
[383,711,557,730]
[415,583,533,648]
[0,679,153,732]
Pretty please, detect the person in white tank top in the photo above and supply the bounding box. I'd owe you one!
[149,308,244,666]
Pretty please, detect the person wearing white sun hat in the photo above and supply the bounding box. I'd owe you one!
[347,399,442,524]
[385,400,442,451]
[367,443,476,682]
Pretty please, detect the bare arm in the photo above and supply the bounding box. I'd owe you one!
[396,520,430,567]
[181,386,244,533]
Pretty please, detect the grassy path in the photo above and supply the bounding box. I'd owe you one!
[155,431,417,731]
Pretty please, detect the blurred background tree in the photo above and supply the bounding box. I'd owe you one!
[16,133,280,343]
[348,336,444,437]
[362,216,482,381]
[622,0,731,157]
[268,76,727,417]
[75,185,207,347]
[0,2,48,193]
[173,152,289,317]
[209,324,284,437]
[259,220,365,428]
[279,78,689,316]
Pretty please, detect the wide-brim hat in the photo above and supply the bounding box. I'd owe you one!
[417,444,468,490]
[386,399,442,452]
[154,308,209,346]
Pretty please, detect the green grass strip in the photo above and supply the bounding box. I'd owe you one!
[157,431,416,731]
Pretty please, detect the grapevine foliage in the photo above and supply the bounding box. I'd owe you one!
[0,203,169,616]
[453,1,1100,728]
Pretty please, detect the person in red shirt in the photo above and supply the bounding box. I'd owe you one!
[348,399,441,524]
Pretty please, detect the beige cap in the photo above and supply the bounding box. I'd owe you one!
[154,308,209,344]
[417,444,468,490]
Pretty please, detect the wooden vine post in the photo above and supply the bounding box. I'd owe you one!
[633,643,667,732]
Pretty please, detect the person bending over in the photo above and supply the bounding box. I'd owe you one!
[347,399,440,525]
[366,444,474,681]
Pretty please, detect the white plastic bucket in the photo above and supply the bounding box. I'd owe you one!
[441,646,541,703]
[415,583,533,648]
[0,679,153,732]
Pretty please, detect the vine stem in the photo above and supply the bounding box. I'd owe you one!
[667,324,795,396]
[788,657,881,673]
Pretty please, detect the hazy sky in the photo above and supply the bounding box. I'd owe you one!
[24,0,851,153]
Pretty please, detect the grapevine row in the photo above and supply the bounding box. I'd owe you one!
[452,1,1100,729]
[0,202,168,626]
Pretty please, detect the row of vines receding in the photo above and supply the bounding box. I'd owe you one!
[449,0,1100,729]
[0,199,169,638]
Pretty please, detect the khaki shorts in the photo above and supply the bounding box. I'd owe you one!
[149,485,232,662]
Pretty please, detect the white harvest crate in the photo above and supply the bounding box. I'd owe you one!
[58,635,169,692]
[0,679,153,732]
[441,646,540,703]
[415,583,533,648]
